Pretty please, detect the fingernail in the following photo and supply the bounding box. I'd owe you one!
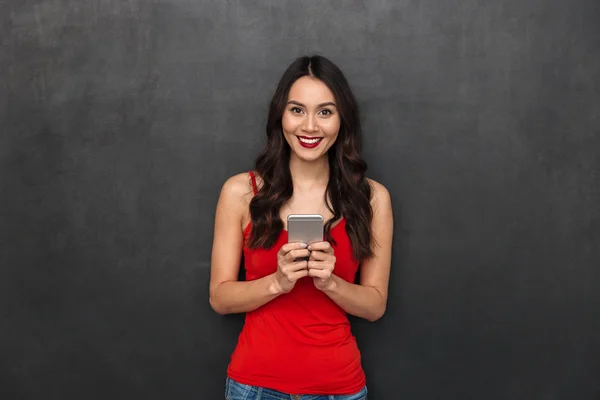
[301,243,308,248]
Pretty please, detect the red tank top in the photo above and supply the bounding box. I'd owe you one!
[226,172,366,395]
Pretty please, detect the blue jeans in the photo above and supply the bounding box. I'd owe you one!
[225,377,368,400]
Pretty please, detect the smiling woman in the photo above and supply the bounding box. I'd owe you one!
[282,79,340,156]
[209,55,393,399]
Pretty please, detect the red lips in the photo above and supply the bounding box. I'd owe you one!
[297,136,323,149]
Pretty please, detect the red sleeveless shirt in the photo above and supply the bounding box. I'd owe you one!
[226,172,366,395]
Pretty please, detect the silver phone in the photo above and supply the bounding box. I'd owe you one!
[287,214,324,245]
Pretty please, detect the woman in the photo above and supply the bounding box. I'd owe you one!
[209,55,393,400]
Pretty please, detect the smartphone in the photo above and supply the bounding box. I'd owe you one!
[287,214,324,245]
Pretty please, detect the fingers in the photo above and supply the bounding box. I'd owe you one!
[307,260,331,270]
[286,248,310,262]
[306,241,335,273]
[279,242,308,256]
[307,242,334,264]
[280,261,309,284]
[287,268,309,282]
[307,241,334,253]
[309,251,335,262]
[288,260,309,272]
[280,260,308,276]
[276,242,335,290]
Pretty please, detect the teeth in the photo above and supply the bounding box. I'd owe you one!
[299,137,321,144]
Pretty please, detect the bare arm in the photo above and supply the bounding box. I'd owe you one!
[208,174,310,315]
[309,180,393,322]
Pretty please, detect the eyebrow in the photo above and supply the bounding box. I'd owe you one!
[287,100,337,108]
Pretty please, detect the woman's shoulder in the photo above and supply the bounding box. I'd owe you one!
[219,172,256,207]
[365,177,392,211]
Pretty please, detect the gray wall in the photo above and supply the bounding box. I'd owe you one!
[2,1,599,399]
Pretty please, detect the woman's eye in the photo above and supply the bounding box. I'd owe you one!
[290,107,303,114]
[320,109,332,116]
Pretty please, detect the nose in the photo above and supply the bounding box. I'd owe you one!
[303,114,318,132]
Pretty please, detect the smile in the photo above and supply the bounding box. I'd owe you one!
[297,136,323,148]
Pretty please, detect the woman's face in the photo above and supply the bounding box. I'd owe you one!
[281,76,341,162]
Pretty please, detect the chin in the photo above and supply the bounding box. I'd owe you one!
[297,154,325,162]
[292,145,328,162]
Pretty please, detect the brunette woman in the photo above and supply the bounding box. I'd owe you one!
[209,55,393,400]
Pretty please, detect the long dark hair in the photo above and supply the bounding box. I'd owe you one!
[247,55,373,262]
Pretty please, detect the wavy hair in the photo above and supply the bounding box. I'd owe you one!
[247,55,373,262]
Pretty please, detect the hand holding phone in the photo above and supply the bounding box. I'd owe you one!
[284,214,335,291]
[306,240,336,291]
[274,242,310,294]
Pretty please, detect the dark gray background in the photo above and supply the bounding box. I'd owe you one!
[2,1,599,399]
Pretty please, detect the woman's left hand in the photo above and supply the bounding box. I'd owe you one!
[307,242,336,290]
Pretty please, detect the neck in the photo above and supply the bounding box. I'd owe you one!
[289,153,329,190]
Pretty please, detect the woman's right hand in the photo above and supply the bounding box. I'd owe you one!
[273,242,310,294]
